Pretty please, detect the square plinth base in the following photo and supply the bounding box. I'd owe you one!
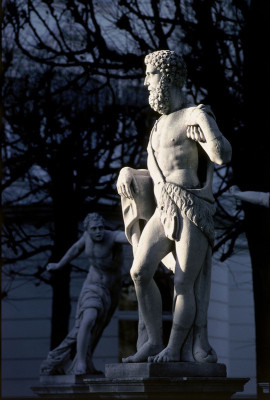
[32,363,249,399]
[32,374,104,398]
[32,376,249,399]
[105,362,227,379]
[39,373,104,385]
[86,376,249,399]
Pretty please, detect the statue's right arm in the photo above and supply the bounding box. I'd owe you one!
[117,167,149,199]
[47,234,86,271]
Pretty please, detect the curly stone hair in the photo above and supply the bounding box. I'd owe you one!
[83,213,104,231]
[144,50,187,88]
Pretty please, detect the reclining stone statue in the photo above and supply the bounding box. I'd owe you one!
[40,213,127,375]
[117,50,232,363]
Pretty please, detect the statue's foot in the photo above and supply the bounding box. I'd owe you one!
[148,346,180,363]
[193,326,218,363]
[74,361,87,375]
[40,366,65,375]
[122,342,163,363]
[193,347,217,363]
[40,368,54,376]
[180,349,195,362]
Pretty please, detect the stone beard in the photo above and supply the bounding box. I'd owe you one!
[148,75,171,115]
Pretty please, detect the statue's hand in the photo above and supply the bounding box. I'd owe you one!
[187,125,206,142]
[229,185,241,196]
[117,167,139,199]
[47,263,60,271]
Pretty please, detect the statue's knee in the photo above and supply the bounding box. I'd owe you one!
[130,269,143,283]
[174,277,193,295]
[83,317,95,330]
[130,266,150,285]
[82,310,97,330]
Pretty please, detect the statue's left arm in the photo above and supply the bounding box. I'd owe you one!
[188,107,232,165]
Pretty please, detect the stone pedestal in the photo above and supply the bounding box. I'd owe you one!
[87,376,249,400]
[32,363,249,399]
[32,374,103,398]
[105,361,227,378]
[85,363,248,399]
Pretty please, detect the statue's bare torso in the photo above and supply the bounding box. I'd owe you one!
[149,108,200,188]
[84,231,121,290]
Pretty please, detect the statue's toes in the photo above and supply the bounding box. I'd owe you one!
[122,356,133,363]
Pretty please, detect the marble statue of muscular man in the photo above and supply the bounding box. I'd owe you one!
[117,50,232,363]
[40,213,127,375]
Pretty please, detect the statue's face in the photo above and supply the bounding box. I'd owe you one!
[144,64,162,91]
[144,63,170,114]
[87,222,105,242]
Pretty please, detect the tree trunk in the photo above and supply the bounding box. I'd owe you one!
[237,0,270,395]
[49,149,78,349]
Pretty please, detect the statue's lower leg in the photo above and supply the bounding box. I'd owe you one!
[75,309,97,374]
[122,278,163,363]
[192,247,217,363]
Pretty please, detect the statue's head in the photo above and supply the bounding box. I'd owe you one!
[83,213,105,242]
[144,50,187,114]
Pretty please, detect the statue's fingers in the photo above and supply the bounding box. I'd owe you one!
[187,125,191,138]
[194,126,200,142]
[190,126,195,140]
[117,184,124,197]
[188,126,193,140]
[190,126,196,140]
[198,126,206,142]
[122,184,132,199]
[125,184,134,200]
[120,185,127,198]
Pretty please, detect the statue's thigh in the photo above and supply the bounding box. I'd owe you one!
[175,216,208,284]
[131,211,172,278]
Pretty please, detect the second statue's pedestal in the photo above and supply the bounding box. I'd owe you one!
[85,362,249,400]
[32,362,249,399]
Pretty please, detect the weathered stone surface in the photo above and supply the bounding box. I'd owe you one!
[105,362,227,379]
[32,374,105,398]
[32,376,249,399]
[32,383,91,398]
[86,376,249,399]
[39,373,104,385]
[117,50,232,364]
